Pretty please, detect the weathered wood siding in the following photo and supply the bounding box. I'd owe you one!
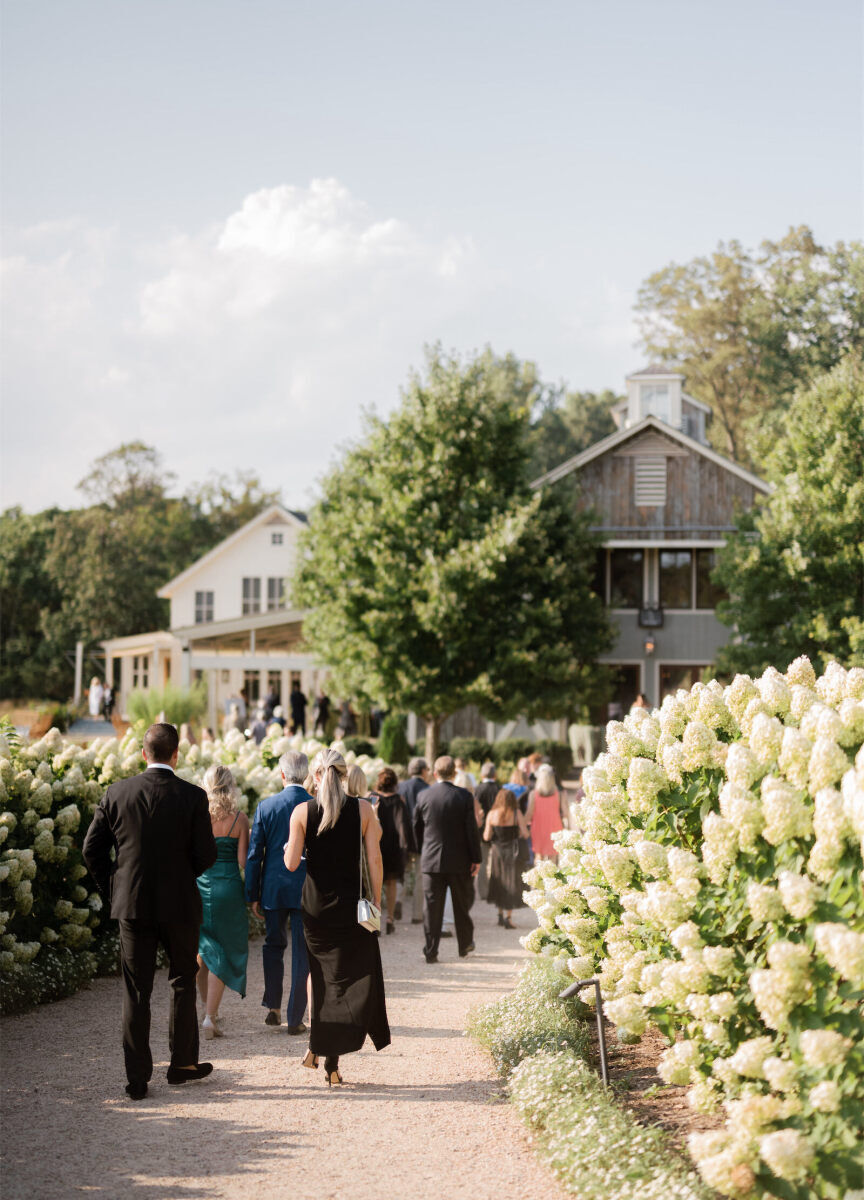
[575,441,761,537]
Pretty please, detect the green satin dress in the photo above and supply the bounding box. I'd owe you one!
[197,816,248,997]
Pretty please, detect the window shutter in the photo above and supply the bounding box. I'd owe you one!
[634,455,667,505]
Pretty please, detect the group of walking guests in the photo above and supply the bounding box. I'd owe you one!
[81,722,567,1100]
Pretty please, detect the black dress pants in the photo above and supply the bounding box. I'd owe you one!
[422,872,475,960]
[117,919,200,1084]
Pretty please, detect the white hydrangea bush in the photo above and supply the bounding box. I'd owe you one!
[520,659,864,1200]
[0,720,390,1007]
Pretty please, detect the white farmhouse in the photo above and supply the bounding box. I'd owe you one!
[101,504,324,725]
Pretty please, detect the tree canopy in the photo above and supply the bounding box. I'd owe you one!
[527,388,619,481]
[293,346,613,759]
[0,445,282,699]
[636,226,864,468]
[713,353,864,677]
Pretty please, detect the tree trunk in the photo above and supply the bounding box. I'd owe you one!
[424,715,444,765]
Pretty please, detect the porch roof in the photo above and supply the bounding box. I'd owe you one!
[171,608,308,653]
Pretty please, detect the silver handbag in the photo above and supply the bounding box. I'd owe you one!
[357,815,381,933]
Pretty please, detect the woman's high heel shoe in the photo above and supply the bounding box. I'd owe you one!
[386,920,395,935]
[202,1014,223,1039]
[301,1050,319,1069]
[502,917,516,930]
[326,1070,344,1087]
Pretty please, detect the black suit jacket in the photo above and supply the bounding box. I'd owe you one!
[413,780,482,875]
[82,767,217,923]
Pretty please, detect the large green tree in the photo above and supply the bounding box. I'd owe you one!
[527,388,619,480]
[713,353,864,676]
[293,346,613,760]
[636,226,864,468]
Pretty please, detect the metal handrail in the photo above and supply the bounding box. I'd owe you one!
[559,976,609,1086]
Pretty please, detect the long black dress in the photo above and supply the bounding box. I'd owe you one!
[370,792,415,882]
[486,823,526,911]
[302,795,391,1057]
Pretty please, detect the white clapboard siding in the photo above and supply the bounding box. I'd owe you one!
[634,455,667,505]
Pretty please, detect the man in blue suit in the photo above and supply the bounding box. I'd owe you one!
[245,750,310,1033]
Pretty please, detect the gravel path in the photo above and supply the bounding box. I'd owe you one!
[1,904,568,1200]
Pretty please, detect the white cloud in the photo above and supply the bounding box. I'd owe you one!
[1,179,481,511]
[1,177,637,514]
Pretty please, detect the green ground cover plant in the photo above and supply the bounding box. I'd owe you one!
[468,960,712,1200]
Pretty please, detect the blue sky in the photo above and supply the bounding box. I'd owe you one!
[2,0,862,511]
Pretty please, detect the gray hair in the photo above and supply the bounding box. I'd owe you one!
[480,760,496,779]
[408,757,428,777]
[280,750,309,785]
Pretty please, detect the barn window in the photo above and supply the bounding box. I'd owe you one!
[634,455,667,505]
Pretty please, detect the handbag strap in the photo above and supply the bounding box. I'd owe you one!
[358,798,373,900]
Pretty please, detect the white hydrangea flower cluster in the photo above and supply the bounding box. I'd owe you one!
[519,656,863,1200]
[0,722,403,1008]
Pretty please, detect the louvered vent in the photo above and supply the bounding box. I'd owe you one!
[634,455,667,506]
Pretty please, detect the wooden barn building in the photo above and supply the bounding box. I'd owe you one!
[533,366,770,714]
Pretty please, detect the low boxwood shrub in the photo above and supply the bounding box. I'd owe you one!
[342,736,376,757]
[449,737,493,764]
[534,739,573,778]
[491,737,535,766]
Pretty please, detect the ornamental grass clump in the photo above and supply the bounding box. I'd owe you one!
[520,659,864,1199]
[0,718,398,1012]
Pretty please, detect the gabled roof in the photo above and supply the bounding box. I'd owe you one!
[530,415,771,493]
[628,363,685,379]
[157,504,307,598]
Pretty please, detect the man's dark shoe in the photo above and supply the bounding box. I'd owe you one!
[286,1022,307,1035]
[459,942,476,958]
[264,1011,281,1027]
[424,954,439,964]
[411,918,423,925]
[125,1081,147,1101]
[440,930,453,938]
[167,1062,213,1085]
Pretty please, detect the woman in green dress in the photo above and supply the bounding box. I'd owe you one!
[196,764,250,1039]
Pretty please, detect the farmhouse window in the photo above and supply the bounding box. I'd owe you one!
[267,577,286,611]
[660,550,692,608]
[271,531,284,545]
[242,577,261,615]
[609,549,643,609]
[194,590,214,624]
[696,549,726,609]
[132,655,149,689]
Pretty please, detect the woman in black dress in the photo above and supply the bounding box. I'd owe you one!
[483,788,529,929]
[369,767,415,935]
[284,748,391,1086]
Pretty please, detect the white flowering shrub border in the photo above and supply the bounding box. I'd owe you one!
[0,721,391,1012]
[468,960,712,1200]
[521,658,864,1199]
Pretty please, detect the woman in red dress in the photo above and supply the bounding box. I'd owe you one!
[526,764,567,860]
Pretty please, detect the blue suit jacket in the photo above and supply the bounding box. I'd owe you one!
[244,785,309,910]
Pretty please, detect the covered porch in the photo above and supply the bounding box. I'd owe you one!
[171,609,326,731]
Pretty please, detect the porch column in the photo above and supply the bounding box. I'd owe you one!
[73,641,84,705]
[180,644,191,688]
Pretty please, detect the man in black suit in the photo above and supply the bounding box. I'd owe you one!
[83,722,217,1100]
[413,755,482,964]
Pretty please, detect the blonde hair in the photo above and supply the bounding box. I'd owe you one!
[345,764,369,798]
[203,763,239,821]
[509,766,527,787]
[313,748,348,832]
[535,764,557,796]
